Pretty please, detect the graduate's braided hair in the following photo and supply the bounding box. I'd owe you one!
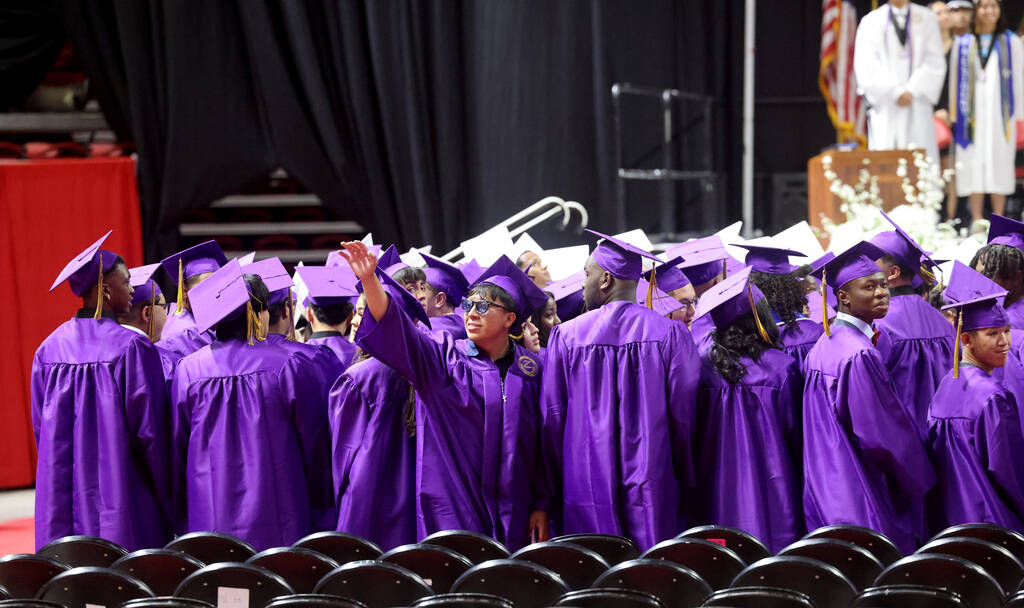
[709,298,780,384]
[749,270,804,330]
[971,243,1024,286]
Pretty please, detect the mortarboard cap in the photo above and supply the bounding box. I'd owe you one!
[695,266,774,343]
[189,258,265,335]
[294,265,359,308]
[236,252,256,265]
[129,263,164,306]
[459,258,487,285]
[242,257,294,305]
[666,235,730,286]
[474,255,549,332]
[643,256,691,291]
[818,241,886,294]
[50,230,121,297]
[160,240,228,286]
[546,271,585,321]
[942,261,1010,331]
[586,229,662,280]
[421,252,470,303]
[637,280,683,316]
[871,210,940,274]
[736,244,807,275]
[987,214,1024,251]
[378,245,409,276]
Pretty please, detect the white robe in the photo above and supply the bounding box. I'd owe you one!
[854,3,946,162]
[953,33,1024,196]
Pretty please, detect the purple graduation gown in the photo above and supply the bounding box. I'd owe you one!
[802,325,936,553]
[1006,299,1024,331]
[927,365,1024,532]
[993,329,1024,434]
[307,331,358,369]
[329,357,416,549]
[428,311,468,339]
[31,315,179,550]
[695,348,804,552]
[172,339,331,550]
[778,319,823,367]
[357,299,547,551]
[875,291,955,437]
[159,309,214,359]
[542,301,700,550]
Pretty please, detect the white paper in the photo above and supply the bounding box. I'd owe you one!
[217,586,250,608]
[506,232,545,262]
[461,225,514,266]
[400,246,429,268]
[772,220,826,260]
[542,245,590,282]
[613,229,655,253]
[361,233,374,245]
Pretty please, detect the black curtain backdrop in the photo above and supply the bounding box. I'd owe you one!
[57,1,744,260]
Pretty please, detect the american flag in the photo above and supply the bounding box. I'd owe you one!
[819,0,867,146]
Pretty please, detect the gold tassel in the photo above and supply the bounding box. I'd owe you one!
[822,269,831,337]
[246,301,266,345]
[918,264,937,287]
[748,285,772,345]
[286,287,297,341]
[646,266,657,310]
[953,308,963,379]
[174,258,185,315]
[147,280,155,340]
[93,261,104,320]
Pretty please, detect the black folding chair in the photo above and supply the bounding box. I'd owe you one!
[1006,590,1024,608]
[851,585,968,607]
[37,567,154,606]
[111,549,205,596]
[451,559,570,608]
[641,537,745,591]
[917,535,1024,595]
[594,558,711,608]
[554,588,664,607]
[174,563,293,606]
[0,554,68,599]
[380,543,474,593]
[930,523,1024,565]
[701,586,814,608]
[0,601,66,608]
[165,531,256,564]
[731,556,857,608]
[804,524,903,566]
[551,534,639,565]
[778,538,884,591]
[264,595,367,608]
[121,598,215,608]
[412,593,514,607]
[247,547,340,594]
[313,560,433,608]
[293,531,382,566]
[422,530,510,565]
[37,535,128,567]
[874,553,1003,608]
[512,541,609,590]
[677,525,770,566]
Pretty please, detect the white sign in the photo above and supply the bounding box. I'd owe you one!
[217,586,250,608]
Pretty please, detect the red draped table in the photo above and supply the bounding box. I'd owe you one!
[0,158,144,489]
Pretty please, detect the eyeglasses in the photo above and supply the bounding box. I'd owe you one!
[677,298,697,309]
[461,299,512,315]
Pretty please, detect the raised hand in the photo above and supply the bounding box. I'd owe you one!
[337,241,378,281]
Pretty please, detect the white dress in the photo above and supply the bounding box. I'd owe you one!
[953,33,1024,196]
[854,3,947,162]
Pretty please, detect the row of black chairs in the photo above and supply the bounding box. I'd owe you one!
[2,523,1024,608]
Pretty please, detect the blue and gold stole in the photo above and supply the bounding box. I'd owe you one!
[952,31,1015,147]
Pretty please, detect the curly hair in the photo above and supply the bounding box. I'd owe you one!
[971,243,1024,285]
[709,298,781,384]
[927,282,947,311]
[749,270,805,330]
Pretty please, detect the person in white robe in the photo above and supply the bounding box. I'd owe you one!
[949,0,1023,222]
[855,0,947,162]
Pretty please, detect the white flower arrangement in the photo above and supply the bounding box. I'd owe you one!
[818,151,960,255]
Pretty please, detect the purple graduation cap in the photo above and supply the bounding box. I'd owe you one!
[421,252,470,303]
[941,261,1010,377]
[642,256,691,291]
[160,240,228,286]
[987,214,1024,251]
[694,266,773,342]
[870,210,940,281]
[546,270,585,321]
[242,257,294,305]
[665,235,730,286]
[818,241,887,295]
[378,245,408,277]
[473,255,549,332]
[129,263,163,306]
[637,280,683,316]
[188,258,265,336]
[294,265,359,307]
[50,230,120,297]
[460,258,486,285]
[735,244,807,275]
[586,229,662,280]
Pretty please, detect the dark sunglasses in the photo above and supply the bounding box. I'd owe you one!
[461,299,512,315]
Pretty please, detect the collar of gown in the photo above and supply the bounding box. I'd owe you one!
[835,311,875,340]
[121,324,150,338]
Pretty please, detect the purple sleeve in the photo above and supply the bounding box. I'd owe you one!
[30,349,44,444]
[976,392,1024,517]
[665,324,700,489]
[842,350,936,499]
[355,294,451,391]
[327,372,372,509]
[539,325,567,512]
[281,353,336,530]
[119,338,182,530]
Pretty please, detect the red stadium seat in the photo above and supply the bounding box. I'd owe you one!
[0,142,22,158]
[253,235,299,251]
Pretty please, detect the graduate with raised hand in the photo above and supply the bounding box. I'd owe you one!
[295,265,360,368]
[159,240,228,359]
[172,260,329,550]
[542,230,700,551]
[802,242,935,553]
[420,252,470,339]
[869,211,955,437]
[339,241,550,550]
[328,273,430,549]
[927,262,1024,533]
[33,232,178,550]
[693,267,803,552]
[740,244,822,367]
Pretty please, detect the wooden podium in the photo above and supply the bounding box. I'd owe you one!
[807,149,921,240]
